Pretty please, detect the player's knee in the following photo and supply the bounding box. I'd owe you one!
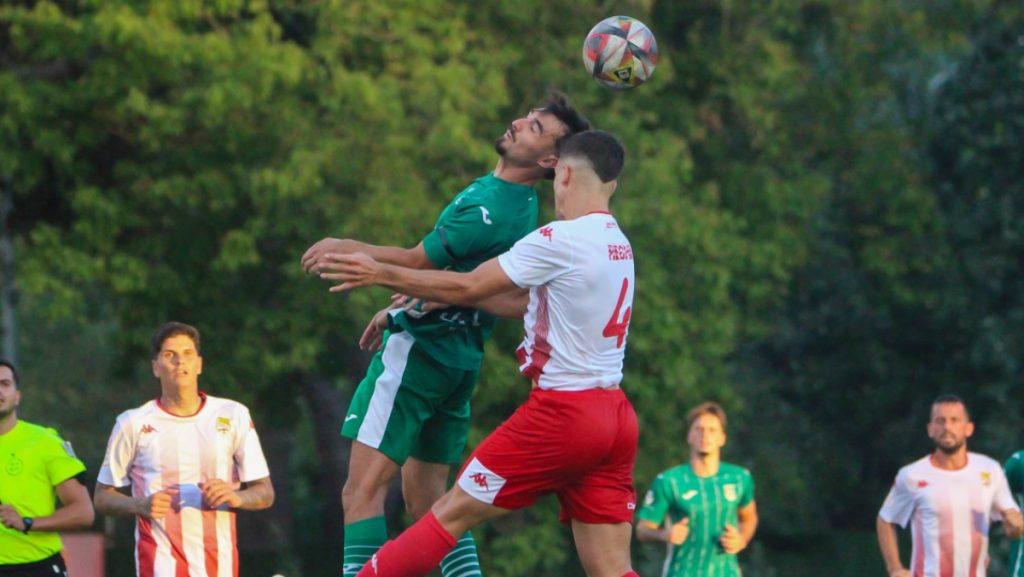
[341,475,388,513]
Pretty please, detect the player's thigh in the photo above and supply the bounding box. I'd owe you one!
[432,484,511,538]
[571,520,633,577]
[341,330,455,464]
[410,368,478,465]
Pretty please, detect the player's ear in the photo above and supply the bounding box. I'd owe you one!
[965,420,974,438]
[196,356,203,376]
[151,359,159,378]
[537,153,559,171]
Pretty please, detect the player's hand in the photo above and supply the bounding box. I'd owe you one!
[141,488,179,520]
[317,252,382,292]
[301,238,356,274]
[359,307,391,352]
[666,518,689,545]
[392,293,450,314]
[888,569,912,577]
[1003,509,1024,539]
[200,479,243,509]
[0,504,26,531]
[719,523,746,554]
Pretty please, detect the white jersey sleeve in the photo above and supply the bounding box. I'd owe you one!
[991,466,1020,520]
[879,468,916,528]
[232,406,270,482]
[498,223,573,288]
[97,412,137,489]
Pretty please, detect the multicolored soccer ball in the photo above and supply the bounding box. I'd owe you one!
[582,16,658,90]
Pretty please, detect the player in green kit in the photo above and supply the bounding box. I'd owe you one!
[636,402,758,577]
[300,93,590,577]
[1006,450,1024,576]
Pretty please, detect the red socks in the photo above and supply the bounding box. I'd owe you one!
[355,512,457,577]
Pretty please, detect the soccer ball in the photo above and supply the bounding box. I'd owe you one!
[582,16,658,90]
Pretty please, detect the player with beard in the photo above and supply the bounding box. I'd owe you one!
[300,93,589,577]
[635,402,758,577]
[878,394,1024,577]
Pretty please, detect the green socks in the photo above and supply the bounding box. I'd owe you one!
[440,532,483,577]
[342,516,387,577]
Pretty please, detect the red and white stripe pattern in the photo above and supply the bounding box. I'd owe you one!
[99,395,270,577]
[880,453,1019,577]
[500,212,634,391]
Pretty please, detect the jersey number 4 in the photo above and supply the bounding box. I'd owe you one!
[603,277,632,348]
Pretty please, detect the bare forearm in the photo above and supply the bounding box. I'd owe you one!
[235,479,274,511]
[377,264,482,306]
[635,522,668,543]
[738,516,758,547]
[31,502,94,532]
[94,486,144,517]
[877,517,905,573]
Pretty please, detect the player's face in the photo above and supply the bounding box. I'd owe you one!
[687,413,726,457]
[927,401,973,454]
[494,110,565,167]
[152,334,203,392]
[0,366,19,420]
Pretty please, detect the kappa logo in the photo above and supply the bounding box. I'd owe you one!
[470,472,490,491]
[141,424,157,435]
[917,480,929,489]
[539,227,554,242]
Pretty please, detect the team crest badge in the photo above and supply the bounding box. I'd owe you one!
[723,484,737,502]
[5,455,24,476]
[216,417,232,433]
[981,472,992,487]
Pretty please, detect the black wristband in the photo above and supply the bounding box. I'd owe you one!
[21,517,33,534]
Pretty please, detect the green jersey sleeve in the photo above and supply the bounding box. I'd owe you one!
[422,200,495,269]
[42,427,86,485]
[1006,451,1024,496]
[636,474,672,525]
[738,468,755,508]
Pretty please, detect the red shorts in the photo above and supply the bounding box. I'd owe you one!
[456,387,638,524]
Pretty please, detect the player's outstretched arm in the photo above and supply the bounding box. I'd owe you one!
[473,287,530,319]
[876,515,911,577]
[318,253,517,307]
[1002,508,1024,539]
[302,239,435,273]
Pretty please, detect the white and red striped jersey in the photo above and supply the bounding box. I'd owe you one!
[498,212,634,391]
[879,452,1019,577]
[98,394,271,577]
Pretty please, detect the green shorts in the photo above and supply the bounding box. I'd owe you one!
[341,329,480,465]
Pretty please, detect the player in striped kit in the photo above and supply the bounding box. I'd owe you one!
[317,130,642,577]
[635,402,758,577]
[94,322,275,577]
[877,395,1023,577]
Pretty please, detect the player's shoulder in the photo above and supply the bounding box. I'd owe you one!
[115,398,160,423]
[1006,450,1024,466]
[17,420,65,444]
[899,455,934,476]
[967,452,1003,471]
[657,463,693,481]
[203,395,251,415]
[719,461,753,479]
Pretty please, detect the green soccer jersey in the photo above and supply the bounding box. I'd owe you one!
[398,172,538,370]
[637,462,755,577]
[1006,450,1024,576]
[0,420,86,564]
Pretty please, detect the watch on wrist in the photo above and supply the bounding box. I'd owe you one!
[21,517,33,534]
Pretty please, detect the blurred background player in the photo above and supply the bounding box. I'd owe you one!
[317,129,641,577]
[635,402,758,577]
[300,93,589,577]
[94,322,274,577]
[1006,449,1024,577]
[0,359,94,577]
[877,394,1023,577]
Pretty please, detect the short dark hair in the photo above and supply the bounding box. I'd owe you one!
[932,393,970,420]
[538,91,591,179]
[556,130,625,183]
[151,322,202,359]
[0,358,18,389]
[686,401,727,431]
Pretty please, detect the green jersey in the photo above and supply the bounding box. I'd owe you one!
[0,420,86,564]
[637,462,755,577]
[397,172,538,370]
[1006,450,1024,576]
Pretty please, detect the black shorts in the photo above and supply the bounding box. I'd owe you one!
[0,553,67,577]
